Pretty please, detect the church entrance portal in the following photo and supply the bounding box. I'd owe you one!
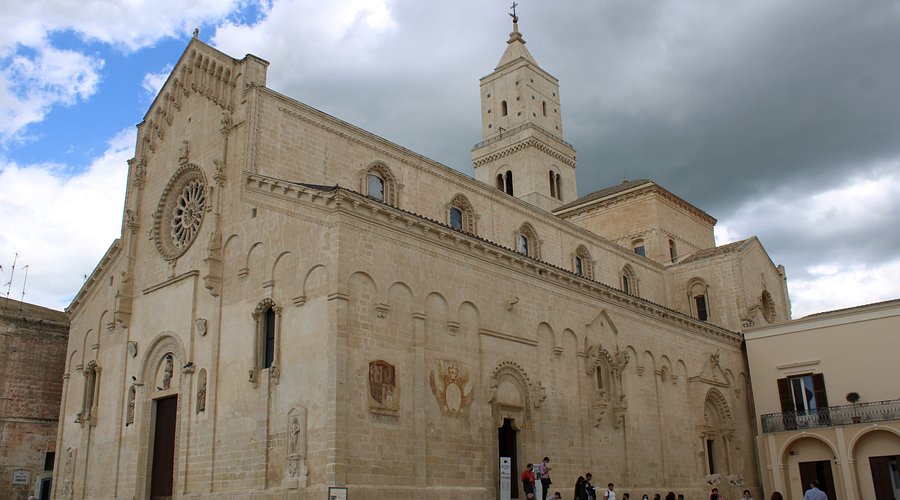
[150,395,177,500]
[499,418,519,499]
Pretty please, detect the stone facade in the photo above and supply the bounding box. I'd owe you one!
[745,299,900,500]
[0,299,68,500]
[56,23,790,500]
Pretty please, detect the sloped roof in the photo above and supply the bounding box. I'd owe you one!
[678,238,753,264]
[554,178,654,212]
[496,27,539,69]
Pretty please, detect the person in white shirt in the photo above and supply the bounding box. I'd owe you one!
[603,483,616,500]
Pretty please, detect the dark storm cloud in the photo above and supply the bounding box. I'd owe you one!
[213,0,900,315]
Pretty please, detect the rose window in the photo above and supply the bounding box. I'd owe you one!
[154,165,207,259]
[171,179,205,248]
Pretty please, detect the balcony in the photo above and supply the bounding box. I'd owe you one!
[761,398,900,433]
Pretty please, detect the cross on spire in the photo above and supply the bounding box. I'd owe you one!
[509,2,519,24]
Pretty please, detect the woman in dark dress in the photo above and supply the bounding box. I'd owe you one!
[574,476,587,500]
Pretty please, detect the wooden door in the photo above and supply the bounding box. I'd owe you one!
[150,396,177,500]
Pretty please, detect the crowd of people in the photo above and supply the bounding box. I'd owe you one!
[518,459,808,500]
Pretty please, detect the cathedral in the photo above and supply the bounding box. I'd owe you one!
[55,17,790,500]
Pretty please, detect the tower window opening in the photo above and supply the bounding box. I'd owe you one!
[542,101,547,116]
[555,173,562,200]
[497,174,504,191]
[501,101,508,117]
[504,170,514,196]
[549,171,556,198]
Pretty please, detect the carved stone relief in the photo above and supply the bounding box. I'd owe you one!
[368,360,398,416]
[195,318,208,336]
[161,354,174,390]
[429,360,474,414]
[196,369,207,413]
[127,341,138,358]
[585,344,629,429]
[283,406,309,489]
[61,446,76,499]
[126,385,136,425]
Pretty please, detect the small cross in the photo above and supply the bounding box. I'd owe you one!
[509,2,519,22]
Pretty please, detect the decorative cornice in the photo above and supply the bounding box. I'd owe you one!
[243,173,742,346]
[473,137,576,168]
[66,240,122,318]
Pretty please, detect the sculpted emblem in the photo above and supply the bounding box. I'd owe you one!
[368,360,398,411]
[429,360,474,414]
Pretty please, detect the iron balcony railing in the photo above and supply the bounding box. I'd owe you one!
[761,398,900,433]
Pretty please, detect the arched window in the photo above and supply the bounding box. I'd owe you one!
[496,174,504,191]
[505,170,514,195]
[622,264,638,296]
[252,299,282,384]
[632,239,646,257]
[542,101,547,116]
[669,239,678,263]
[555,173,562,200]
[688,278,710,322]
[362,162,398,206]
[501,100,508,117]
[515,223,540,259]
[574,245,593,279]
[447,193,476,233]
[366,173,384,202]
[549,171,556,198]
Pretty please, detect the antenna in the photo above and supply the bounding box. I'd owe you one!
[3,252,17,309]
[18,265,29,309]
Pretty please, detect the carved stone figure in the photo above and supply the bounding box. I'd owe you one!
[196,370,207,413]
[196,318,208,336]
[284,406,308,488]
[126,386,136,425]
[162,354,174,390]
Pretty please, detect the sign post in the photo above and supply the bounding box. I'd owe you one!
[499,456,511,500]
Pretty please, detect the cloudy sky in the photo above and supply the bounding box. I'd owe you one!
[1,0,898,318]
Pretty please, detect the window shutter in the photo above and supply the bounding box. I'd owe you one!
[812,373,829,408]
[777,377,793,412]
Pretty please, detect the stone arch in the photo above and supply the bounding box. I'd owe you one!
[778,433,840,465]
[847,426,900,457]
[271,250,297,291]
[446,192,476,234]
[135,333,188,500]
[561,329,577,356]
[81,329,97,363]
[245,241,265,279]
[424,292,450,339]
[687,277,711,321]
[704,387,735,431]
[488,359,534,427]
[514,222,541,259]
[222,233,241,278]
[458,301,480,338]
[621,264,639,296]
[302,264,329,301]
[642,350,656,377]
[659,355,673,384]
[388,281,414,339]
[361,161,399,206]
[573,244,593,279]
[676,359,689,385]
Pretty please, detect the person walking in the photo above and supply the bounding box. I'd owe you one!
[803,480,828,500]
[539,457,553,499]
[583,473,597,500]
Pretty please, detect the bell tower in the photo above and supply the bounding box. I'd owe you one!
[472,6,577,210]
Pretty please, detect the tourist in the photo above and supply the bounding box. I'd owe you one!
[552,492,562,500]
[803,480,828,500]
[666,492,676,500]
[521,463,536,499]
[742,489,753,500]
[710,487,722,500]
[603,482,617,500]
[575,476,588,500]
[539,457,553,499]
[770,492,784,500]
[584,473,597,500]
